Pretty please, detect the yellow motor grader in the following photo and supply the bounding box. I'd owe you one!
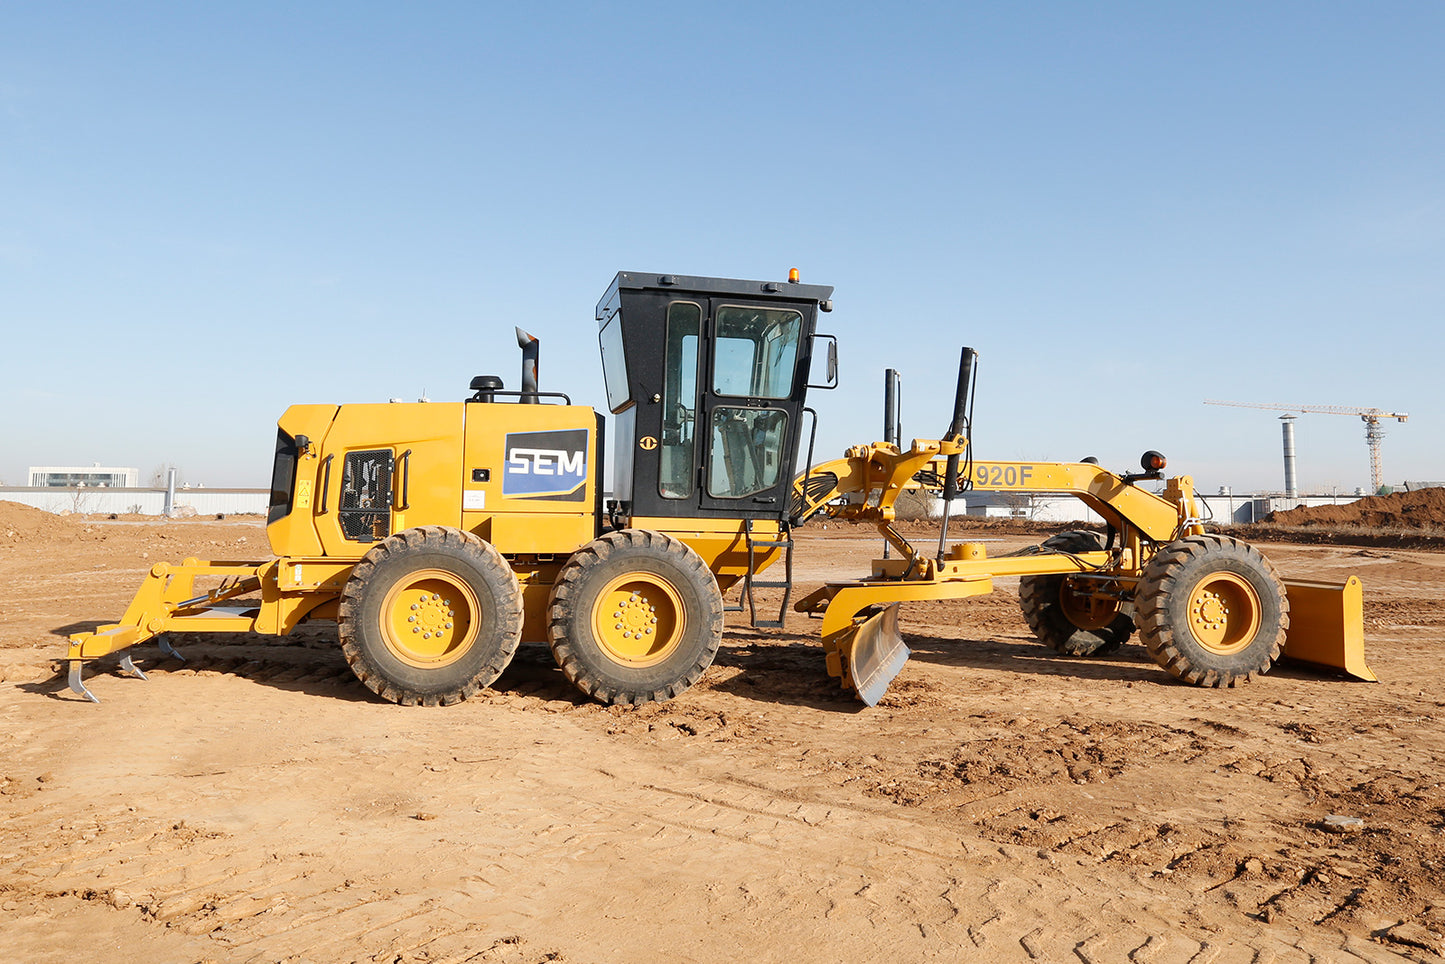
[65,271,1370,706]
[788,347,1370,701]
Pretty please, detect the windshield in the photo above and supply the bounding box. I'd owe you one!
[711,305,803,399]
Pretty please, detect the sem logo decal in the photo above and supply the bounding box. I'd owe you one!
[638,436,658,450]
[503,429,588,501]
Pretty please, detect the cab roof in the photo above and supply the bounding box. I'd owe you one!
[596,271,834,323]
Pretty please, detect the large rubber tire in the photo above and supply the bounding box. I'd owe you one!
[338,526,523,706]
[548,529,723,706]
[1018,530,1135,656]
[1134,534,1288,687]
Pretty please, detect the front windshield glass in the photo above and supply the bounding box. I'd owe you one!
[711,306,802,399]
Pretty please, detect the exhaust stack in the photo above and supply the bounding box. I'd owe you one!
[516,327,539,403]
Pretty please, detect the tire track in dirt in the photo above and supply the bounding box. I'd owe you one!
[5,678,1425,963]
[6,653,1443,963]
[5,518,1445,962]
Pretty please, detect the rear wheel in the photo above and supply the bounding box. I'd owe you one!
[338,526,523,706]
[1018,530,1134,656]
[548,530,723,705]
[1134,534,1288,686]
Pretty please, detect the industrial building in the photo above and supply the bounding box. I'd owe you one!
[27,465,140,488]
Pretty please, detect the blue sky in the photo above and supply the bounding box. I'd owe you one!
[4,2,1441,494]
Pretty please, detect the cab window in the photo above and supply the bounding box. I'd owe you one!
[598,311,631,413]
[707,407,789,499]
[711,306,803,399]
[659,302,701,499]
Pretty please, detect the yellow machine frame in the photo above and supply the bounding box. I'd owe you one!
[64,277,1368,709]
[66,396,784,701]
[790,439,1371,702]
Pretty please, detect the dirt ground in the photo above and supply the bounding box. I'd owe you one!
[3,502,1445,963]
[1267,488,1445,531]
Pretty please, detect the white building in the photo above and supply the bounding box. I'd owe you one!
[27,464,140,488]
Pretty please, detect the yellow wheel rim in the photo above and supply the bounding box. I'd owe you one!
[380,569,479,668]
[1058,581,1122,631]
[591,573,686,667]
[1186,572,1262,654]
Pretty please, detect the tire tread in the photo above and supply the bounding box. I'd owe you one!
[1018,530,1134,656]
[337,527,522,706]
[1134,534,1288,687]
[547,529,722,706]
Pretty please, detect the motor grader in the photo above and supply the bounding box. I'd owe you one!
[788,350,1370,702]
[65,271,1369,706]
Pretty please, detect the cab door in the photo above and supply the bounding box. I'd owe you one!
[696,299,808,517]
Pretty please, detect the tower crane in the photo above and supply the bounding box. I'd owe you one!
[1204,400,1409,494]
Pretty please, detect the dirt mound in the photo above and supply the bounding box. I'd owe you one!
[1265,487,1445,530]
[0,500,75,542]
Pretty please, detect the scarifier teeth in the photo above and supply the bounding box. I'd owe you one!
[68,662,100,704]
[157,636,186,663]
[119,654,149,681]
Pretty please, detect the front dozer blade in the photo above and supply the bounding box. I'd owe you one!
[844,603,910,706]
[1282,576,1375,682]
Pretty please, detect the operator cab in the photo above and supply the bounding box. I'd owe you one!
[595,271,835,524]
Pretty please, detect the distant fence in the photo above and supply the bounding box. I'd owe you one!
[918,492,1370,525]
[0,485,1385,525]
[0,487,268,517]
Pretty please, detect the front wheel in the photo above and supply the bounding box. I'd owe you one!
[548,530,723,706]
[1018,530,1134,656]
[1134,534,1288,686]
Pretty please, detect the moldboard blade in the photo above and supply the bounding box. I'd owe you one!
[847,603,909,706]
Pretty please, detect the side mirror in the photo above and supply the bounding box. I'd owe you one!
[808,334,839,390]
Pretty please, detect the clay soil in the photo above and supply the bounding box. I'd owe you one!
[4,502,1445,963]
[1267,489,1445,531]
